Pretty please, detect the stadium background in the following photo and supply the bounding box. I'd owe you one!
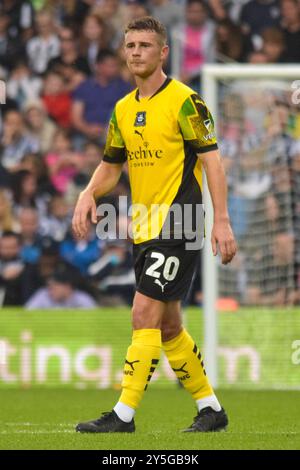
[0,1,300,449]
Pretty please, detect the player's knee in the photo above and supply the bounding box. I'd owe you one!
[131,302,161,330]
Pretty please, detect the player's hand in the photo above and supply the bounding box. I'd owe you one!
[72,189,97,239]
[211,219,237,265]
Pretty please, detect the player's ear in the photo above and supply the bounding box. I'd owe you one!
[161,44,169,61]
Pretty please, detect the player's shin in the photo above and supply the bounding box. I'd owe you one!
[114,329,161,421]
[162,328,221,412]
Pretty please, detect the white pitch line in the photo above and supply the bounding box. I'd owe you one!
[3,422,74,427]
[0,430,75,434]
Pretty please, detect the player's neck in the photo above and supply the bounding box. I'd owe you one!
[135,70,167,99]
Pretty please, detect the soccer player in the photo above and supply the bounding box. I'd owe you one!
[72,16,237,433]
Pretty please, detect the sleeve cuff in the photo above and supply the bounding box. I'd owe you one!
[196,143,218,154]
[103,154,127,164]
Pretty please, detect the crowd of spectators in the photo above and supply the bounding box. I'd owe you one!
[0,0,300,307]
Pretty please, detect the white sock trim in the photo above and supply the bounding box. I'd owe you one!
[113,401,136,423]
[196,394,222,413]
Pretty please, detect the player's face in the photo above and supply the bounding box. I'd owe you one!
[124,30,168,78]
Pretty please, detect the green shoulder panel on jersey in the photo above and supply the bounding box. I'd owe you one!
[103,89,137,164]
[103,107,126,164]
[177,93,218,153]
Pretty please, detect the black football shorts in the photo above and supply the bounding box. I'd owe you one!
[132,239,201,302]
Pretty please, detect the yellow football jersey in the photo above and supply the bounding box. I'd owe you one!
[103,77,218,244]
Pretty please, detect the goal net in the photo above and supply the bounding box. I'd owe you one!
[202,65,300,389]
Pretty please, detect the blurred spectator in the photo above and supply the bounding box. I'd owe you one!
[23,235,97,301]
[234,150,272,199]
[171,0,215,90]
[0,0,35,40]
[44,129,83,194]
[225,0,253,23]
[264,193,289,236]
[245,230,294,305]
[0,110,39,172]
[0,189,18,234]
[248,50,268,63]
[48,24,90,89]
[11,170,48,217]
[260,27,286,62]
[88,238,135,305]
[0,11,24,71]
[94,0,130,48]
[65,141,103,205]
[71,49,131,145]
[6,60,43,109]
[24,99,57,154]
[207,0,227,20]
[240,0,281,50]
[216,18,246,62]
[35,236,60,275]
[77,140,102,175]
[39,194,71,242]
[126,1,149,21]
[43,0,95,27]
[148,0,184,32]
[60,221,101,275]
[42,70,72,128]
[281,0,300,63]
[20,152,55,197]
[26,9,60,74]
[43,0,87,25]
[19,206,42,264]
[22,235,61,301]
[80,13,108,72]
[0,230,25,305]
[25,267,96,309]
[0,97,19,138]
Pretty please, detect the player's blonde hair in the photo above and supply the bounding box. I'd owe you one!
[125,16,167,46]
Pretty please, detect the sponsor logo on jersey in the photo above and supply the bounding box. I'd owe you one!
[134,129,145,140]
[127,146,163,160]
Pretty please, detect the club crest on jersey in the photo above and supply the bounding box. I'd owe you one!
[134,111,146,127]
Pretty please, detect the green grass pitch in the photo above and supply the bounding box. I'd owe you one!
[0,388,300,450]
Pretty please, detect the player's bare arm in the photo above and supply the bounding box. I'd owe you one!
[198,149,237,265]
[72,161,123,239]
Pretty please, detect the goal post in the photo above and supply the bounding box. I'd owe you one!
[201,64,300,388]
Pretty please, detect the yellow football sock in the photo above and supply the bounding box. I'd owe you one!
[119,328,161,409]
[163,328,213,400]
